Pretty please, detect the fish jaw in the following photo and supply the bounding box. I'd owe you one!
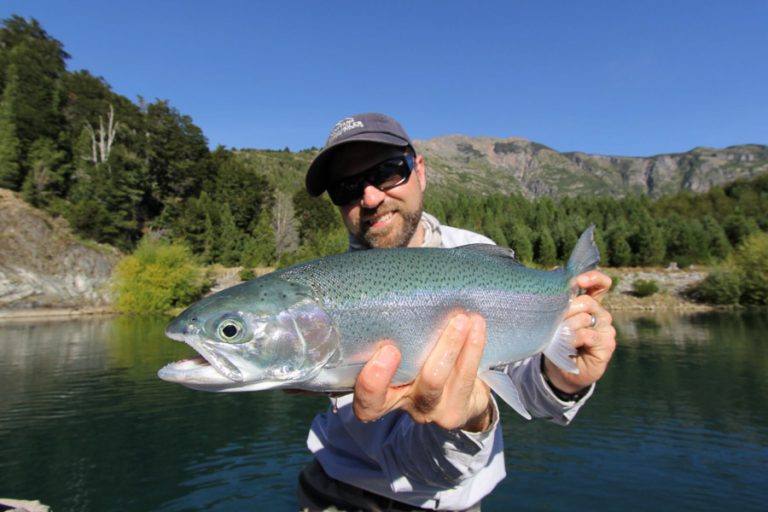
[157,330,248,387]
[158,330,287,391]
[157,356,289,392]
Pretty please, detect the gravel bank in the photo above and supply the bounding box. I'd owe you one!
[603,266,711,311]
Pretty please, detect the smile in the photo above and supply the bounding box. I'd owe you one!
[366,211,396,228]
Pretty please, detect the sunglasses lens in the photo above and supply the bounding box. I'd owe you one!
[328,155,414,206]
[371,156,412,190]
[328,178,363,206]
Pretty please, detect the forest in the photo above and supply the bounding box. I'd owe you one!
[2,15,767,309]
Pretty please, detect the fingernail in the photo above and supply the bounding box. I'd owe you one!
[451,315,468,332]
[375,345,399,367]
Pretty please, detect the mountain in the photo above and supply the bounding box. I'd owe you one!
[414,136,768,199]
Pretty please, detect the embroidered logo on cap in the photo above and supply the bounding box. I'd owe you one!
[328,117,364,144]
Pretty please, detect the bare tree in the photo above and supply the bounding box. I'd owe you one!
[272,191,299,255]
[84,104,119,163]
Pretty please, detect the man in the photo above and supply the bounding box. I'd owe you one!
[299,113,616,511]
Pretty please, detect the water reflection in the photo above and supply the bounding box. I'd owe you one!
[0,312,766,511]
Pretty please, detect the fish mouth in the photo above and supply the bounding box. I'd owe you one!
[160,331,244,383]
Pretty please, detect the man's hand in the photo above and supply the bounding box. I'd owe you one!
[352,313,494,433]
[543,270,617,394]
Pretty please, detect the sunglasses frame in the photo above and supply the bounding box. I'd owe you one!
[328,153,415,206]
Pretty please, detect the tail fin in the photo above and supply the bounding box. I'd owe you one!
[566,224,600,279]
[543,225,601,375]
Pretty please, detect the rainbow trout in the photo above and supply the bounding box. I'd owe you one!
[159,226,600,418]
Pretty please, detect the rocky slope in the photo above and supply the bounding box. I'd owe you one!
[0,188,120,314]
[414,137,768,198]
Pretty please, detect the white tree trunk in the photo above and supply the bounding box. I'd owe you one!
[272,191,299,255]
[84,105,120,163]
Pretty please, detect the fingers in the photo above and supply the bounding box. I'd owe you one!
[352,312,492,431]
[407,313,491,429]
[567,295,613,334]
[412,314,471,414]
[353,344,402,422]
[449,315,486,400]
[575,271,612,303]
[548,292,616,392]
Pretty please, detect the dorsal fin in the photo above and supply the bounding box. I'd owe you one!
[451,243,518,261]
[565,225,600,278]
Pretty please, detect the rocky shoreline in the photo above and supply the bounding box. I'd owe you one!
[1,189,119,314]
[0,266,713,321]
[0,306,117,322]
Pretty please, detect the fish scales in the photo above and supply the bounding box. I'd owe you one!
[260,245,571,383]
[158,225,600,417]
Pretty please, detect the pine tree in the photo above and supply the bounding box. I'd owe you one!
[0,17,68,154]
[240,209,276,267]
[535,228,557,267]
[210,149,274,232]
[144,99,212,208]
[0,67,22,188]
[21,137,70,207]
[632,213,666,266]
[482,215,508,247]
[216,204,243,266]
[607,224,632,267]
[292,188,342,246]
[505,222,534,264]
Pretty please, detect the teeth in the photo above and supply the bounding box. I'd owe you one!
[184,336,244,382]
[370,212,394,225]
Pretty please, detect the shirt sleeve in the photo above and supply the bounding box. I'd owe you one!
[377,398,503,491]
[506,353,594,425]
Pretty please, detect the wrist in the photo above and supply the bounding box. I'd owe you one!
[461,398,495,433]
[541,356,590,402]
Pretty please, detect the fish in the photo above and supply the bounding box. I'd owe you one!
[158,225,600,419]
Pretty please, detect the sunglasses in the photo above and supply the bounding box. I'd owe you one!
[327,154,415,206]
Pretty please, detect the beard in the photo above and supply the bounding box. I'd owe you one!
[357,199,423,249]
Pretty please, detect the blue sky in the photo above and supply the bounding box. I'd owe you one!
[2,0,766,156]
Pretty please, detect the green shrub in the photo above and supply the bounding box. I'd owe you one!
[731,232,768,305]
[693,232,768,306]
[239,268,256,281]
[607,273,621,292]
[695,268,743,305]
[113,237,209,313]
[632,279,659,297]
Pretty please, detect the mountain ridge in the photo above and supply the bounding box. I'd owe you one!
[410,136,767,199]
[237,138,767,201]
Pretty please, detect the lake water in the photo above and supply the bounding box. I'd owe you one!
[1,311,766,511]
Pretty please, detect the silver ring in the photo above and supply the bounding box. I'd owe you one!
[589,313,598,328]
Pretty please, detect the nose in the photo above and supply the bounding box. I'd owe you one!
[360,184,386,208]
[165,315,201,341]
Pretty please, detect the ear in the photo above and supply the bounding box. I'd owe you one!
[415,154,427,192]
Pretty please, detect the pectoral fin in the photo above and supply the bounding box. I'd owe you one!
[480,368,532,420]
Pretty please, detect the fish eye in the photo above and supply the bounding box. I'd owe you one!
[216,317,247,343]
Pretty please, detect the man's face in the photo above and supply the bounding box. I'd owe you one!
[329,142,426,249]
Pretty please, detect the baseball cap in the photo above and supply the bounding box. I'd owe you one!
[306,112,415,196]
